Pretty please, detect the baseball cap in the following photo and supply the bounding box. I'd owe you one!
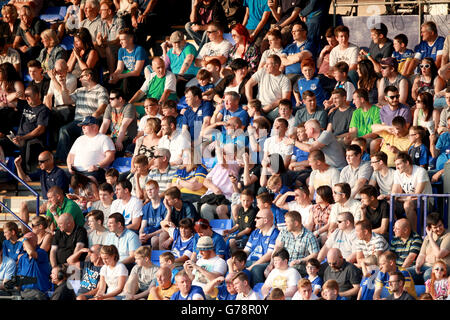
[78,116,98,126]
[196,236,214,251]
[170,31,184,43]
[380,57,398,70]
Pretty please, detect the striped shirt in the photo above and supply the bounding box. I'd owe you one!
[71,84,109,121]
[390,232,423,267]
[277,227,320,264]
[355,232,389,258]
[147,165,177,193]
[375,267,417,298]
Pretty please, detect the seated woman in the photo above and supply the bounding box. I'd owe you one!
[132,117,161,172]
[357,59,379,106]
[305,185,334,245]
[1,4,20,45]
[411,57,446,102]
[67,27,99,79]
[68,172,100,213]
[37,29,67,75]
[317,27,338,79]
[225,23,260,74]
[30,215,53,253]
[171,147,208,204]
[213,58,252,106]
[413,91,439,138]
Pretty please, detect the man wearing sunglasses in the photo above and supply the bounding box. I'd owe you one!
[377,57,409,106]
[379,85,412,127]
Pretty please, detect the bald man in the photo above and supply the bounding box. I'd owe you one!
[390,218,423,268]
[323,248,362,300]
[243,208,280,286]
[148,266,179,300]
[50,213,88,268]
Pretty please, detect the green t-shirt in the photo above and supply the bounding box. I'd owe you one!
[46,197,85,228]
[349,105,381,137]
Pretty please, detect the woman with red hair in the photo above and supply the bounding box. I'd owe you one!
[425,260,448,300]
[226,23,260,72]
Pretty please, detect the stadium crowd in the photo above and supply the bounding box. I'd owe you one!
[0,0,449,301]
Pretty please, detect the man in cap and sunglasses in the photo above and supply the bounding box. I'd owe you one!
[377,57,410,106]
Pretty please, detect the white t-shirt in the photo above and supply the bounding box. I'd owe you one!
[70,133,115,171]
[47,73,78,106]
[324,228,358,260]
[88,229,109,247]
[264,267,301,295]
[192,255,227,289]
[263,135,293,160]
[158,131,191,164]
[288,201,312,227]
[100,262,128,294]
[329,43,359,67]
[308,167,341,191]
[251,68,291,106]
[197,39,233,66]
[236,289,262,300]
[393,165,433,195]
[138,114,162,132]
[110,196,144,226]
[329,198,363,224]
[291,291,319,300]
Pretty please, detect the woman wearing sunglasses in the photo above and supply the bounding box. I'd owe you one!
[411,57,446,102]
[425,260,448,300]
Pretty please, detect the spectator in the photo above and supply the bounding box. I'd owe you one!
[329,25,359,71]
[298,0,332,47]
[2,222,22,262]
[0,242,17,290]
[385,271,415,300]
[262,118,293,169]
[163,186,199,229]
[294,90,328,129]
[354,219,389,265]
[86,210,109,247]
[410,212,450,284]
[242,0,271,48]
[203,272,237,300]
[328,183,362,233]
[55,68,109,163]
[90,182,115,226]
[413,92,439,138]
[369,151,395,199]
[160,218,195,264]
[339,144,373,199]
[99,88,137,156]
[226,23,260,72]
[407,126,430,168]
[109,28,149,100]
[280,21,314,83]
[377,57,409,106]
[79,0,103,40]
[50,213,88,268]
[194,21,232,69]
[232,271,262,300]
[265,0,301,48]
[317,27,338,78]
[69,172,100,213]
[1,4,19,45]
[182,86,214,141]
[359,185,389,238]
[322,248,362,300]
[431,116,450,182]
[359,23,394,73]
[373,250,416,300]
[66,116,115,184]
[171,270,206,300]
[245,54,291,121]
[105,212,141,267]
[292,278,318,300]
[392,33,415,77]
[158,115,191,166]
[326,88,356,142]
[186,0,227,49]
[307,150,340,200]
[45,186,85,230]
[132,117,161,169]
[275,186,313,225]
[130,155,150,200]
[424,260,448,300]
[305,185,333,244]
[411,57,446,102]
[67,28,100,79]
[147,148,177,194]
[258,29,284,71]
[110,179,143,233]
[0,35,20,73]
[130,56,177,105]
[355,59,379,106]
[390,218,423,268]
[91,244,128,300]
[134,97,161,141]
[391,152,432,232]
[50,264,76,301]
[37,29,66,74]
[147,266,179,300]
[27,60,50,100]
[318,211,357,263]
[29,216,53,253]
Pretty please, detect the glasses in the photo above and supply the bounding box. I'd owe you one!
[38,159,50,164]
[434,268,445,272]
[337,220,345,224]
[386,95,400,100]
[419,64,430,69]
[31,224,39,228]
[109,96,118,101]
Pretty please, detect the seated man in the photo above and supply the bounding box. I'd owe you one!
[359,185,389,238]
[171,270,206,300]
[158,116,191,166]
[368,151,395,199]
[45,186,85,230]
[390,218,423,269]
[50,213,89,268]
[110,179,143,233]
[307,150,340,200]
[27,60,50,99]
[293,91,328,130]
[379,86,412,126]
[354,219,389,266]
[160,218,195,264]
[194,21,232,68]
[66,116,115,184]
[147,148,177,194]
[147,266,179,300]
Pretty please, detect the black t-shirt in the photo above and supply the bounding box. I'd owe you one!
[237,164,261,196]
[369,38,394,62]
[278,0,302,25]
[236,206,257,232]
[386,291,416,300]
[32,78,51,99]
[323,260,362,299]
[365,199,389,230]
[328,106,356,136]
[17,104,50,140]
[51,281,76,301]
[15,18,47,47]
[52,226,88,266]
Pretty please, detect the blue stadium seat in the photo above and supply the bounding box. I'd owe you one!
[209,219,233,235]
[252,282,264,294]
[151,250,170,266]
[39,6,67,22]
[111,157,132,173]
[61,35,74,51]
[415,285,426,297]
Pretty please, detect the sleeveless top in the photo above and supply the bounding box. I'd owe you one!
[417,109,435,134]
[138,144,156,159]
[383,73,406,90]
[417,75,435,95]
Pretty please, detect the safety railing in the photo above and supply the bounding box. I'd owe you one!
[0,161,39,232]
[389,193,449,241]
[332,0,450,42]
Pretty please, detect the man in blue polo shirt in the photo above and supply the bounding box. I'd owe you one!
[244,208,279,286]
[210,91,249,134]
[182,86,214,142]
[280,21,315,83]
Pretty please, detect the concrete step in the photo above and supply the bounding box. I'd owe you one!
[1,196,40,212]
[17,181,41,191]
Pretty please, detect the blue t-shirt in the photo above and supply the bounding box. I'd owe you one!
[358,269,380,300]
[408,144,429,167]
[171,285,205,300]
[283,40,315,75]
[220,106,250,127]
[245,227,280,263]
[216,283,237,300]
[142,199,167,234]
[296,76,329,107]
[0,255,16,282]
[118,45,149,75]
[2,239,23,262]
[414,36,445,61]
[293,146,309,162]
[171,228,195,259]
[17,248,51,293]
[182,101,214,140]
[435,132,450,170]
[243,0,271,31]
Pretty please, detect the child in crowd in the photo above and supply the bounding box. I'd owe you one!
[226,250,252,283]
[2,221,22,262]
[223,189,257,253]
[131,155,150,201]
[268,288,285,300]
[294,58,329,107]
[196,69,215,101]
[160,218,195,266]
[58,0,82,39]
[135,98,161,142]
[247,99,264,125]
[408,126,430,168]
[425,260,448,300]
[392,34,414,77]
[324,61,355,109]
[105,168,119,191]
[140,180,166,247]
[306,258,323,297]
[90,183,115,227]
[352,137,370,162]
[357,255,380,300]
[159,251,181,281]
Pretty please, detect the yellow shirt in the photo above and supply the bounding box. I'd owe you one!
[147,284,179,300]
[379,132,412,167]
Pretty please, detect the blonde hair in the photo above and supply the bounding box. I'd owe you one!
[41,29,60,46]
[135,245,152,258]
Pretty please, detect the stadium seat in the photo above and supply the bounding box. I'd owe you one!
[252,282,264,294]
[151,250,170,266]
[60,35,74,51]
[210,219,233,235]
[415,285,426,297]
[39,6,67,23]
[111,157,132,173]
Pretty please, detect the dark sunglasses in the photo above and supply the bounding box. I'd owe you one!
[386,94,400,99]
[38,159,50,164]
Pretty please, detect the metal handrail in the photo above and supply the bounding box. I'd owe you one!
[389,193,450,241]
[0,161,39,231]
